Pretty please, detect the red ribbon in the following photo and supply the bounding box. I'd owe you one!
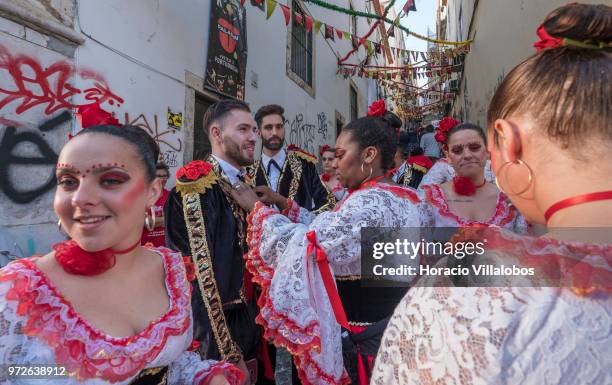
[306,231,350,330]
[544,190,612,223]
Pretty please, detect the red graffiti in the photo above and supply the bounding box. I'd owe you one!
[0,45,123,115]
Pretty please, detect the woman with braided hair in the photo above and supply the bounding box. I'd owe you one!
[231,101,421,385]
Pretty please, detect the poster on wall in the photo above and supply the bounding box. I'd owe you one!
[204,0,248,100]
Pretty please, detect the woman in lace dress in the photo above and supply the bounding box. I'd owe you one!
[419,122,527,233]
[372,4,612,384]
[0,125,243,385]
[231,108,421,385]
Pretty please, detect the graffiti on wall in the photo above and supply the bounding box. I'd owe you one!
[0,46,184,205]
[287,112,329,154]
[0,111,70,204]
[0,45,124,115]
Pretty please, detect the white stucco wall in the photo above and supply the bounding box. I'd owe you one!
[0,0,381,256]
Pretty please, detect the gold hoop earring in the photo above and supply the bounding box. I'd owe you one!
[145,207,156,231]
[495,159,534,196]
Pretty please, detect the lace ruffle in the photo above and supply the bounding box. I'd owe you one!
[422,184,516,226]
[0,247,191,382]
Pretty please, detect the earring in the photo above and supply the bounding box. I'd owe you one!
[145,207,156,231]
[495,159,534,196]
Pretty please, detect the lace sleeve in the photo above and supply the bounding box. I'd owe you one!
[168,351,243,385]
[512,211,530,235]
[419,160,453,188]
[418,200,436,227]
[246,188,421,385]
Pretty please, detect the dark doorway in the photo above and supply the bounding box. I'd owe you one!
[193,94,215,160]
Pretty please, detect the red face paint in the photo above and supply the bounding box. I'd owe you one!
[122,177,146,205]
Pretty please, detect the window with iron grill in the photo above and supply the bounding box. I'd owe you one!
[291,0,313,86]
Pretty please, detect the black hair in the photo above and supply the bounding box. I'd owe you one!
[410,146,424,156]
[446,123,487,145]
[76,125,159,182]
[342,111,401,171]
[254,104,285,128]
[425,124,434,133]
[156,162,169,173]
[203,99,251,137]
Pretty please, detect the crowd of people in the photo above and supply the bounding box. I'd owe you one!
[0,3,610,385]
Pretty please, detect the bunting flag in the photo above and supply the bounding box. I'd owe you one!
[374,42,382,54]
[387,25,395,38]
[294,12,304,26]
[412,51,418,61]
[402,0,416,13]
[314,20,322,34]
[251,0,265,11]
[336,28,343,39]
[265,0,277,19]
[343,31,351,40]
[325,24,335,40]
[279,4,291,25]
[305,15,313,32]
[420,52,427,62]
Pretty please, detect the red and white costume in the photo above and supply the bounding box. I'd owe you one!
[0,247,242,385]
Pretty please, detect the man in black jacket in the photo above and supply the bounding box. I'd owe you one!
[165,99,259,384]
[250,104,336,213]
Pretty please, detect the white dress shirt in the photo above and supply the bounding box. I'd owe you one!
[211,155,245,185]
[261,150,287,192]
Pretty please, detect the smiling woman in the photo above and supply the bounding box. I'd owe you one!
[0,125,243,385]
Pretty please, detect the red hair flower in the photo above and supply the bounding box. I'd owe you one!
[533,24,564,53]
[435,116,460,144]
[367,100,387,117]
[176,160,213,181]
[76,104,120,129]
[319,144,331,157]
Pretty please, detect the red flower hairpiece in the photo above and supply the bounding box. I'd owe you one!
[435,116,459,144]
[367,100,387,117]
[533,25,563,53]
[319,144,331,157]
[76,104,120,129]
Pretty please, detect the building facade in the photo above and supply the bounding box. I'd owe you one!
[436,0,602,127]
[0,0,397,257]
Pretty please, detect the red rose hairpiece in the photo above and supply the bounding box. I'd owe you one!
[319,144,331,157]
[533,25,564,53]
[435,116,459,144]
[367,100,387,117]
[76,104,120,129]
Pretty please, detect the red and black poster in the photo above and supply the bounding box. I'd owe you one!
[205,1,247,100]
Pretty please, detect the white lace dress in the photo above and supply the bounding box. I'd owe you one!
[371,228,612,385]
[245,183,422,385]
[418,184,529,233]
[419,158,495,188]
[0,247,243,385]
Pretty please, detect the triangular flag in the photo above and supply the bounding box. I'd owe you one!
[314,20,322,34]
[265,0,276,20]
[304,15,313,32]
[325,24,335,40]
[412,51,418,61]
[343,31,351,40]
[367,41,374,55]
[387,25,395,38]
[374,42,382,54]
[402,0,416,13]
[294,12,303,26]
[336,28,343,39]
[421,52,427,62]
[279,4,291,25]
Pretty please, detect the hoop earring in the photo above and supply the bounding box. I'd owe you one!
[145,207,156,231]
[495,159,534,196]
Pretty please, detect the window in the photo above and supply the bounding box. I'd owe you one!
[290,0,313,87]
[350,85,358,122]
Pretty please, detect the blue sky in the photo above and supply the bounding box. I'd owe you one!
[395,0,437,53]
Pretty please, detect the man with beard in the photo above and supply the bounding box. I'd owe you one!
[250,104,336,212]
[165,99,259,385]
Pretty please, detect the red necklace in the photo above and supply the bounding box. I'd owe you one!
[453,176,486,196]
[53,239,141,276]
[544,190,612,223]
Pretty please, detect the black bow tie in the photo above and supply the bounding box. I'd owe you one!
[267,159,282,176]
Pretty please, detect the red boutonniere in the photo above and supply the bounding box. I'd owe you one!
[321,173,331,182]
[367,99,387,117]
[176,160,213,181]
